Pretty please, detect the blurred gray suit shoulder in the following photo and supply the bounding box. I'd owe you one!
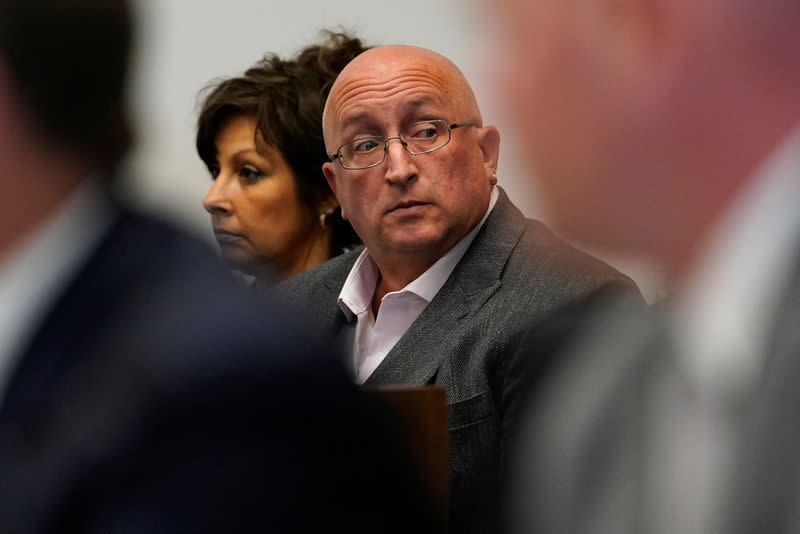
[512,250,800,534]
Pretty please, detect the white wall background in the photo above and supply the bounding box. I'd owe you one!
[123,0,661,299]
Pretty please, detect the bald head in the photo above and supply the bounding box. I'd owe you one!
[319,43,501,285]
[322,45,482,150]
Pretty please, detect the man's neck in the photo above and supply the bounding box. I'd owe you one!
[281,225,333,280]
[0,158,89,263]
[369,258,436,317]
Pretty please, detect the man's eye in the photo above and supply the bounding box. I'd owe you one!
[239,166,265,183]
[410,127,438,140]
[352,139,381,152]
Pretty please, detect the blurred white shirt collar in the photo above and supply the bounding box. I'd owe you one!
[0,179,114,398]
[674,124,800,402]
[339,186,499,383]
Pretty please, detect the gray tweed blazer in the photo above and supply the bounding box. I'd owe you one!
[274,189,635,533]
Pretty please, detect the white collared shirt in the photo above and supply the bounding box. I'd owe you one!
[338,187,499,384]
[0,179,114,401]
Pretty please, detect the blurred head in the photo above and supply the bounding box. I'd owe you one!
[322,45,500,275]
[197,32,366,279]
[487,0,800,273]
[0,0,132,258]
[0,0,132,175]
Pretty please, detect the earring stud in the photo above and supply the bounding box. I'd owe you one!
[319,206,336,229]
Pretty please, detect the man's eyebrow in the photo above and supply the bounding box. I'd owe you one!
[339,113,373,135]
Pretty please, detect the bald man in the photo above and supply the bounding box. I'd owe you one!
[275,45,636,532]
[483,0,800,533]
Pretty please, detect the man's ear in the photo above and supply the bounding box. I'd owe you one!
[322,162,346,220]
[477,125,501,179]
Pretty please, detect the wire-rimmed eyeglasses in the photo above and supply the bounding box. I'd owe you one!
[329,119,477,170]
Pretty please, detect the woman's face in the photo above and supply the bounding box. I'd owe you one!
[203,114,318,277]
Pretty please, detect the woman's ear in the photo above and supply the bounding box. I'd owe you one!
[318,194,339,216]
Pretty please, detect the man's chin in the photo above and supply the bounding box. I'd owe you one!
[384,232,454,256]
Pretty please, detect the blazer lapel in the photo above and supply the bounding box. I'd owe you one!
[364,189,528,386]
[321,275,357,359]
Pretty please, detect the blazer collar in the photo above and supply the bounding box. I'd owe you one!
[315,249,363,341]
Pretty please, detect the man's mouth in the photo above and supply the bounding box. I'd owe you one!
[388,200,430,213]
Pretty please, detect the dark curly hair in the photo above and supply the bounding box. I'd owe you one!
[196,31,367,256]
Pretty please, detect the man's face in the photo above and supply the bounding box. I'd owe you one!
[487,0,665,251]
[323,51,498,263]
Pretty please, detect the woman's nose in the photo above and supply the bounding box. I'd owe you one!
[203,176,232,215]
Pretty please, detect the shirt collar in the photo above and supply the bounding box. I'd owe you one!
[0,178,115,394]
[338,250,380,321]
[338,186,499,320]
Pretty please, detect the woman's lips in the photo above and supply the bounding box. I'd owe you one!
[214,229,246,244]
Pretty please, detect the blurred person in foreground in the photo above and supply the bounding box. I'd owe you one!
[0,2,434,532]
[197,32,365,284]
[275,44,637,533]
[484,0,800,532]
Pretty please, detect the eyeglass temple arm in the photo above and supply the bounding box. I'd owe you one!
[449,121,478,130]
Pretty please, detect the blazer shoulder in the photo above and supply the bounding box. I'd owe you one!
[514,217,641,298]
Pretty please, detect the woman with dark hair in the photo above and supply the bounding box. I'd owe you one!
[197,32,366,282]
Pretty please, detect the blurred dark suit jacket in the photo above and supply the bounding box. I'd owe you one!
[275,189,638,533]
[511,253,800,534]
[0,207,433,534]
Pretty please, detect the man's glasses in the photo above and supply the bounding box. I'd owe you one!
[329,119,476,170]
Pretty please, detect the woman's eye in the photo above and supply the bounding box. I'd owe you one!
[353,139,381,152]
[208,165,220,179]
[239,166,265,183]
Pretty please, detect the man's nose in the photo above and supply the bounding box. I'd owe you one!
[383,139,418,185]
